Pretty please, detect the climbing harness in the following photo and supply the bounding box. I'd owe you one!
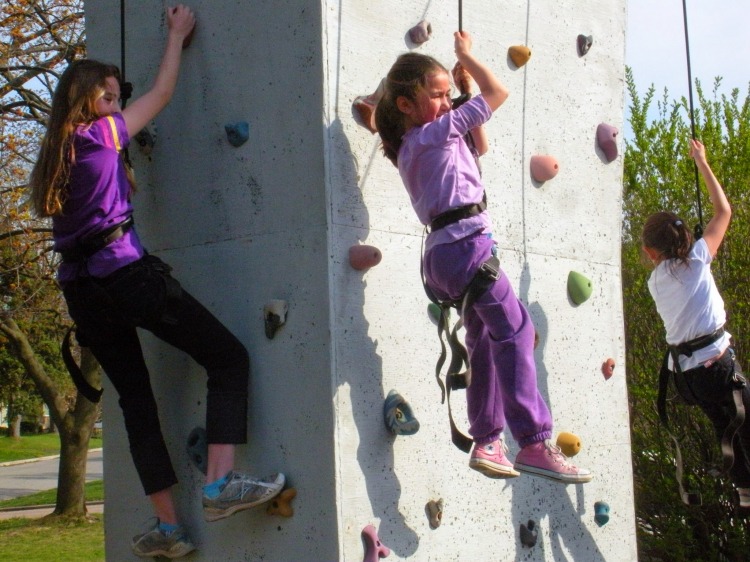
[421,205,498,453]
[656,328,747,505]
[681,0,704,240]
[58,216,134,264]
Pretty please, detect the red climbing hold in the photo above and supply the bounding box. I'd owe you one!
[349,244,382,270]
[530,155,559,182]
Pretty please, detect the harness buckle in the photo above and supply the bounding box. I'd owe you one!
[478,255,500,281]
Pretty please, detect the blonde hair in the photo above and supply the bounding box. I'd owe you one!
[29,59,134,217]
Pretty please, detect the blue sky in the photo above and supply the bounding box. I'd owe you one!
[626,0,750,102]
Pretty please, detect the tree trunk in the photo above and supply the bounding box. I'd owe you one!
[11,414,21,439]
[54,432,90,516]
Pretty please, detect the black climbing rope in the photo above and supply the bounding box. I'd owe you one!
[458,0,462,32]
[119,0,133,107]
[681,0,703,240]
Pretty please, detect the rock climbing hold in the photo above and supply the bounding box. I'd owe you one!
[508,45,532,68]
[425,498,444,529]
[529,154,559,183]
[556,431,582,457]
[264,300,288,340]
[602,358,615,380]
[520,519,538,547]
[427,302,449,325]
[134,126,156,157]
[596,123,619,162]
[186,426,207,474]
[534,330,540,349]
[361,524,390,562]
[577,34,593,56]
[594,501,610,527]
[383,389,420,435]
[267,487,297,517]
[225,121,250,147]
[353,78,386,134]
[409,20,432,45]
[567,270,593,305]
[182,23,196,49]
[349,244,382,271]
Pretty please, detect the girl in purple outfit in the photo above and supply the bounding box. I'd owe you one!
[375,31,591,484]
[29,5,283,558]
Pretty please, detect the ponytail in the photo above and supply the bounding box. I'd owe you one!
[642,211,693,267]
[375,53,448,167]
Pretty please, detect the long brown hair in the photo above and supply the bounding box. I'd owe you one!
[642,211,693,268]
[29,59,126,217]
[375,53,448,166]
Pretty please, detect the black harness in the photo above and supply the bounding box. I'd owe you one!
[656,327,747,505]
[59,216,135,403]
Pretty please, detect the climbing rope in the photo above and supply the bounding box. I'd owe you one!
[681,0,703,239]
[458,0,462,32]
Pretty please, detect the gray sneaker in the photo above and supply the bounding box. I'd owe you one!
[203,471,285,522]
[131,521,196,559]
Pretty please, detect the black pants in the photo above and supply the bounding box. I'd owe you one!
[676,351,750,487]
[63,255,249,495]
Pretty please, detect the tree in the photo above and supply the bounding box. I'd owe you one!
[0,0,101,518]
[624,66,750,561]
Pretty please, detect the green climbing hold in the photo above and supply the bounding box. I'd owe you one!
[427,302,447,324]
[567,271,593,305]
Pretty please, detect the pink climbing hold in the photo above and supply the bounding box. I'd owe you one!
[353,79,386,134]
[362,525,390,562]
[349,244,382,270]
[596,123,619,162]
[529,155,559,182]
[409,20,432,45]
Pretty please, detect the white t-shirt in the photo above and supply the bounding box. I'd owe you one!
[648,237,730,371]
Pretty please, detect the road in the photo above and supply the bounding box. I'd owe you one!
[0,448,103,505]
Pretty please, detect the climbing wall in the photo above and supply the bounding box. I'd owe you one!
[85,0,635,560]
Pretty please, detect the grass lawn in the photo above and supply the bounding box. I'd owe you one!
[0,433,103,463]
[0,515,104,561]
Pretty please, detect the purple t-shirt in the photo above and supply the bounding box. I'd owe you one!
[54,113,145,283]
[397,94,493,250]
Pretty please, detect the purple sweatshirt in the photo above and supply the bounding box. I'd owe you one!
[397,94,493,250]
[54,113,145,283]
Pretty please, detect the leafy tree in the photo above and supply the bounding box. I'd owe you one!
[624,66,750,561]
[0,0,101,518]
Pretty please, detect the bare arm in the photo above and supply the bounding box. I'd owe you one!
[693,139,731,257]
[454,31,508,112]
[452,62,489,155]
[122,5,196,138]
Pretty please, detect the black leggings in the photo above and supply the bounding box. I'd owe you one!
[63,255,249,495]
[677,351,750,487]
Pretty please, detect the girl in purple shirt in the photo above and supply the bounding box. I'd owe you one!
[29,5,284,558]
[375,31,591,484]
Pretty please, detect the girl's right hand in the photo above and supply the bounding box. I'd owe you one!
[454,31,473,58]
[167,4,196,42]
[689,138,708,166]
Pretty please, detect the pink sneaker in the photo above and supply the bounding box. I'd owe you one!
[469,439,520,479]
[514,440,593,484]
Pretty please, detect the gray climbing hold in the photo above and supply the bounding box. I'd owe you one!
[577,34,593,56]
[383,389,420,435]
[186,426,207,474]
[409,20,432,45]
[264,300,288,339]
[520,519,538,547]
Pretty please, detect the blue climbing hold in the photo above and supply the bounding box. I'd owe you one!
[594,501,610,526]
[383,389,420,435]
[225,121,250,147]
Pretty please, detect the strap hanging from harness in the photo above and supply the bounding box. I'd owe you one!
[62,326,103,403]
[421,231,500,453]
[656,327,746,505]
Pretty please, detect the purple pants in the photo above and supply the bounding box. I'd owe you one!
[424,232,553,447]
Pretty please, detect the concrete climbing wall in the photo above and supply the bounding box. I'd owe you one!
[86,0,635,560]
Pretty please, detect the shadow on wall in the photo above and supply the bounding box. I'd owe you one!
[328,115,420,558]
[515,266,604,559]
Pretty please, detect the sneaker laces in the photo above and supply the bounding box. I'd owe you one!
[544,440,577,468]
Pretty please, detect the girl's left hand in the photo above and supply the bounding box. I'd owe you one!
[167,4,196,41]
[452,62,472,95]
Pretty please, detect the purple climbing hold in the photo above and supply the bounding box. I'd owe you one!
[596,123,619,162]
[409,20,432,45]
[362,525,390,562]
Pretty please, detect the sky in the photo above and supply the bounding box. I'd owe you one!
[626,0,750,104]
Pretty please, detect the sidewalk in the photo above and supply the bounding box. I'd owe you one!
[0,501,104,520]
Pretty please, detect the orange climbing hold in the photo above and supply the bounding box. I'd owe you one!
[508,45,532,68]
[353,79,385,134]
[266,487,297,517]
[602,358,615,380]
[556,431,582,457]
